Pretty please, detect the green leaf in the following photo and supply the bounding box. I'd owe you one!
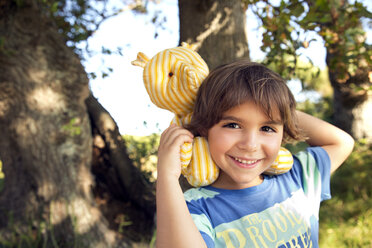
[319,14,331,24]
[51,2,59,13]
[291,4,305,18]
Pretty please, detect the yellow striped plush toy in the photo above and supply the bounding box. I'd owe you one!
[132,43,293,187]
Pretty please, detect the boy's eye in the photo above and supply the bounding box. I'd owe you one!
[223,123,240,129]
[261,126,275,132]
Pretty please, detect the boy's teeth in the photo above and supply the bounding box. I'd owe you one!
[234,157,257,164]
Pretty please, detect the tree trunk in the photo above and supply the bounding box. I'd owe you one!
[178,0,250,70]
[86,93,155,220]
[0,1,122,246]
[327,49,372,144]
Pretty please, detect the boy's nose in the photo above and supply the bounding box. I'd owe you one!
[237,132,258,151]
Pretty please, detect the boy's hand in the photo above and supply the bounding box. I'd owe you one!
[157,124,194,180]
[156,125,207,248]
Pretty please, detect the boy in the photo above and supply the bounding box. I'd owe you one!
[156,61,354,247]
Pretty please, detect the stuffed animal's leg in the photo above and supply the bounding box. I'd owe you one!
[181,137,219,187]
[263,147,293,175]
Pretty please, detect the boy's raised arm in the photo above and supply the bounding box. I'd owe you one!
[296,111,355,174]
[156,125,207,248]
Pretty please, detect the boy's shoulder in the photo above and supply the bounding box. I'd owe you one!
[290,146,332,201]
[294,146,329,159]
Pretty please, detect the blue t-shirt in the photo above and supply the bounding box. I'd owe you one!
[184,147,331,248]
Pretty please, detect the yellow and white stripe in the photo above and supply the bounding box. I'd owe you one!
[134,43,209,117]
[182,137,219,187]
[264,147,294,175]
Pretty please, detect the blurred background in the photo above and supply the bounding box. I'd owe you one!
[0,0,371,247]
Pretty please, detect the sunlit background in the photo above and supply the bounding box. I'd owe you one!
[83,0,370,136]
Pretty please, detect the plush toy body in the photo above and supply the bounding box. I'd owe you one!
[132,43,293,187]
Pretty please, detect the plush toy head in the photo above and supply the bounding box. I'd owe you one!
[132,42,209,117]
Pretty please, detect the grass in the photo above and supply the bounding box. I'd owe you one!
[319,199,372,248]
[319,140,372,247]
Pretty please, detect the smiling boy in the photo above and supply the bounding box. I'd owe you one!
[156,61,354,247]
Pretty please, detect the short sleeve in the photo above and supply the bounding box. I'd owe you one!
[185,188,216,247]
[294,146,332,202]
[190,213,215,247]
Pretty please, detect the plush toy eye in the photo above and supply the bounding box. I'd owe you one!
[168,72,173,77]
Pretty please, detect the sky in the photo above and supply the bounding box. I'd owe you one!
[83,0,370,136]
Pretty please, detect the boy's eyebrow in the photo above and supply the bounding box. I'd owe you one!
[264,120,283,125]
[220,116,242,122]
[221,115,283,125]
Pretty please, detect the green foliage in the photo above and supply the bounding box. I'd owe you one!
[293,65,332,97]
[0,220,48,247]
[35,0,148,79]
[328,139,372,205]
[116,215,133,234]
[35,0,132,61]
[123,133,160,182]
[0,212,83,248]
[266,56,332,96]
[296,96,333,122]
[319,141,372,247]
[246,0,371,90]
[43,0,109,54]
[62,117,81,136]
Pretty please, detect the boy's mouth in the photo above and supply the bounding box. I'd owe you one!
[232,157,258,165]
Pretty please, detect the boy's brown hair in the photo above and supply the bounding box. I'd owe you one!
[187,60,304,143]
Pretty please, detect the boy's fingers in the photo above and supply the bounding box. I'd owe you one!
[161,125,193,140]
[159,125,193,149]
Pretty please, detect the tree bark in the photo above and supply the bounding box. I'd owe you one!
[178,0,250,70]
[328,66,372,144]
[86,93,155,219]
[0,0,123,246]
[326,43,372,144]
[86,93,155,242]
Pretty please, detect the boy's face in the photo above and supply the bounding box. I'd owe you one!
[208,100,284,190]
